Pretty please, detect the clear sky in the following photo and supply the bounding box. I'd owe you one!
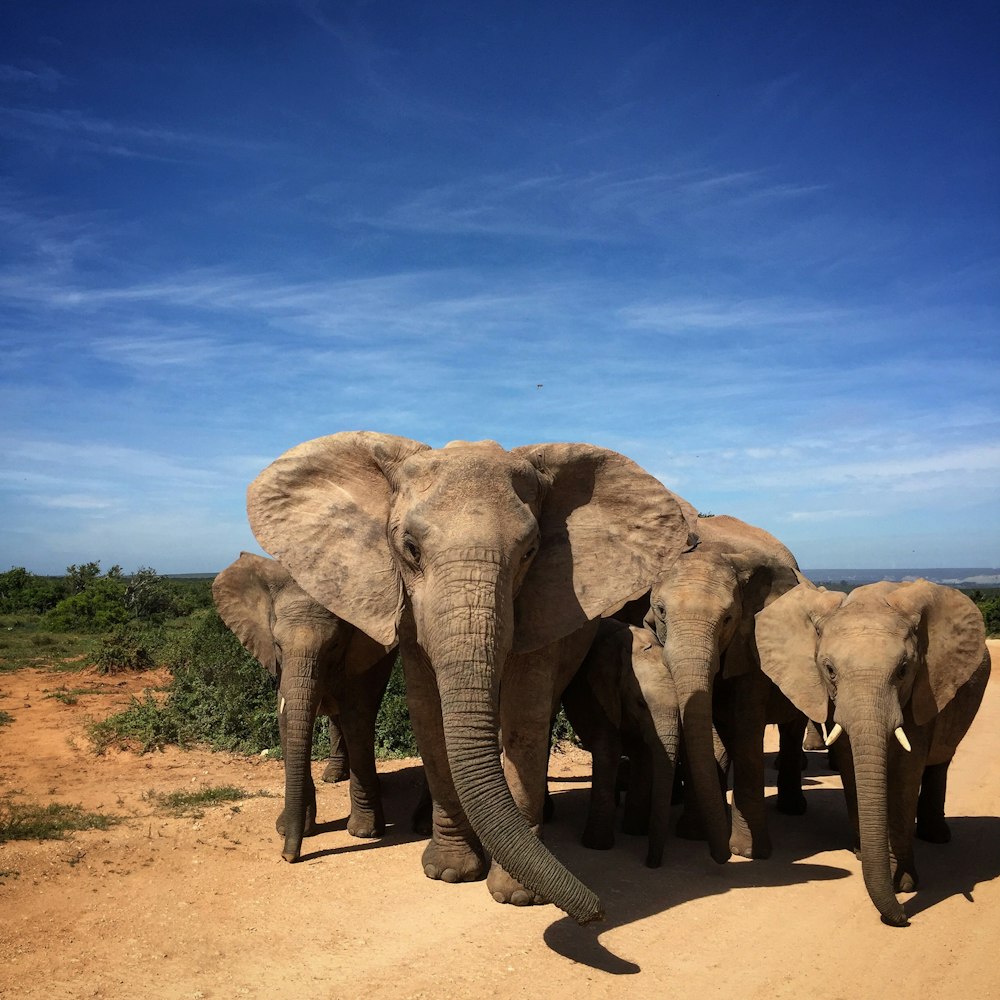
[2,2,998,574]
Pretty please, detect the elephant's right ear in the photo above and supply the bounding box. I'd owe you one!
[511,443,698,653]
[213,552,286,675]
[755,583,845,723]
[247,432,429,647]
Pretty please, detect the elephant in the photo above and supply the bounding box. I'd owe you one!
[755,578,991,926]
[644,514,806,863]
[246,432,697,923]
[561,619,681,868]
[212,552,397,862]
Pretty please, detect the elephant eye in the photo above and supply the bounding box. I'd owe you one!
[522,544,538,563]
[402,537,421,567]
[823,661,836,682]
[895,661,908,680]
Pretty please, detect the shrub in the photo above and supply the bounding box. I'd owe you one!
[373,659,418,759]
[93,622,165,675]
[0,798,119,842]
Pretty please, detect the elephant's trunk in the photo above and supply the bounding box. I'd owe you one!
[280,653,321,863]
[670,644,732,865]
[848,721,909,926]
[428,556,603,925]
[642,685,681,869]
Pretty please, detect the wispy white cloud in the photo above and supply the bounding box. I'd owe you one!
[0,63,63,91]
[0,106,267,160]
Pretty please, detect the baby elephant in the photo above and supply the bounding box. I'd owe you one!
[756,578,990,927]
[562,619,680,868]
[213,552,397,862]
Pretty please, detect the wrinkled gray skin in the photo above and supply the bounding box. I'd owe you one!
[562,620,681,868]
[247,432,696,923]
[756,579,990,926]
[645,515,805,862]
[213,553,396,862]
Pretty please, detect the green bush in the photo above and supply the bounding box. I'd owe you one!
[45,574,131,633]
[373,660,419,759]
[977,595,1000,637]
[93,622,166,675]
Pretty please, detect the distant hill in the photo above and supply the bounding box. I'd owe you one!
[805,568,1000,588]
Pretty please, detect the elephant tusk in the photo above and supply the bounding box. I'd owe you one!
[824,723,843,747]
[894,727,911,752]
[279,696,285,715]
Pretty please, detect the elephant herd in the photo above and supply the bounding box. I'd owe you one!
[212,431,990,929]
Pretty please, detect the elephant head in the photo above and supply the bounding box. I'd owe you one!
[212,551,390,862]
[247,432,695,923]
[644,515,801,864]
[755,579,986,926]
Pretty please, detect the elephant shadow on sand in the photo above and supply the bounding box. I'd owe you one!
[539,765,1000,974]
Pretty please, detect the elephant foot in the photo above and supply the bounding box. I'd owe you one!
[322,759,350,783]
[916,816,951,844]
[421,839,487,884]
[730,832,771,860]
[347,810,385,839]
[581,824,615,851]
[275,807,317,838]
[487,860,548,906]
[892,859,919,893]
[776,790,807,815]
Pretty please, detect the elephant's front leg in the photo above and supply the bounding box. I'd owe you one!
[723,674,771,859]
[338,652,394,839]
[888,734,928,893]
[321,711,351,784]
[400,635,486,883]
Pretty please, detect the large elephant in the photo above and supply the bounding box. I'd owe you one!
[755,579,990,926]
[644,514,805,863]
[561,619,680,868]
[247,432,696,923]
[213,552,397,862]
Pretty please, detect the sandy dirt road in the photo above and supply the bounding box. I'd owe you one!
[1,644,998,1000]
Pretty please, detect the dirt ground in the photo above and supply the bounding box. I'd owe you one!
[1,645,999,1000]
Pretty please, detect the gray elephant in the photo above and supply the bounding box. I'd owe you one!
[644,514,806,863]
[213,552,397,862]
[755,578,990,926]
[561,619,680,868]
[247,432,696,923]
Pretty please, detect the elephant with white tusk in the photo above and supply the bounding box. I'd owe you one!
[213,552,396,862]
[756,578,990,927]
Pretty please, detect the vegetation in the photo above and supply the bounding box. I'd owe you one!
[144,784,273,817]
[0,797,119,843]
[0,710,13,728]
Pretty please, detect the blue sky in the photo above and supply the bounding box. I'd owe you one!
[2,1,998,574]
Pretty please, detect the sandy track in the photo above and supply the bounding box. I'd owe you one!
[1,644,998,1000]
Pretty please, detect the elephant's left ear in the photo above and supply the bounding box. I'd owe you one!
[722,555,804,679]
[755,582,845,722]
[886,580,986,726]
[510,443,697,653]
[213,552,284,675]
